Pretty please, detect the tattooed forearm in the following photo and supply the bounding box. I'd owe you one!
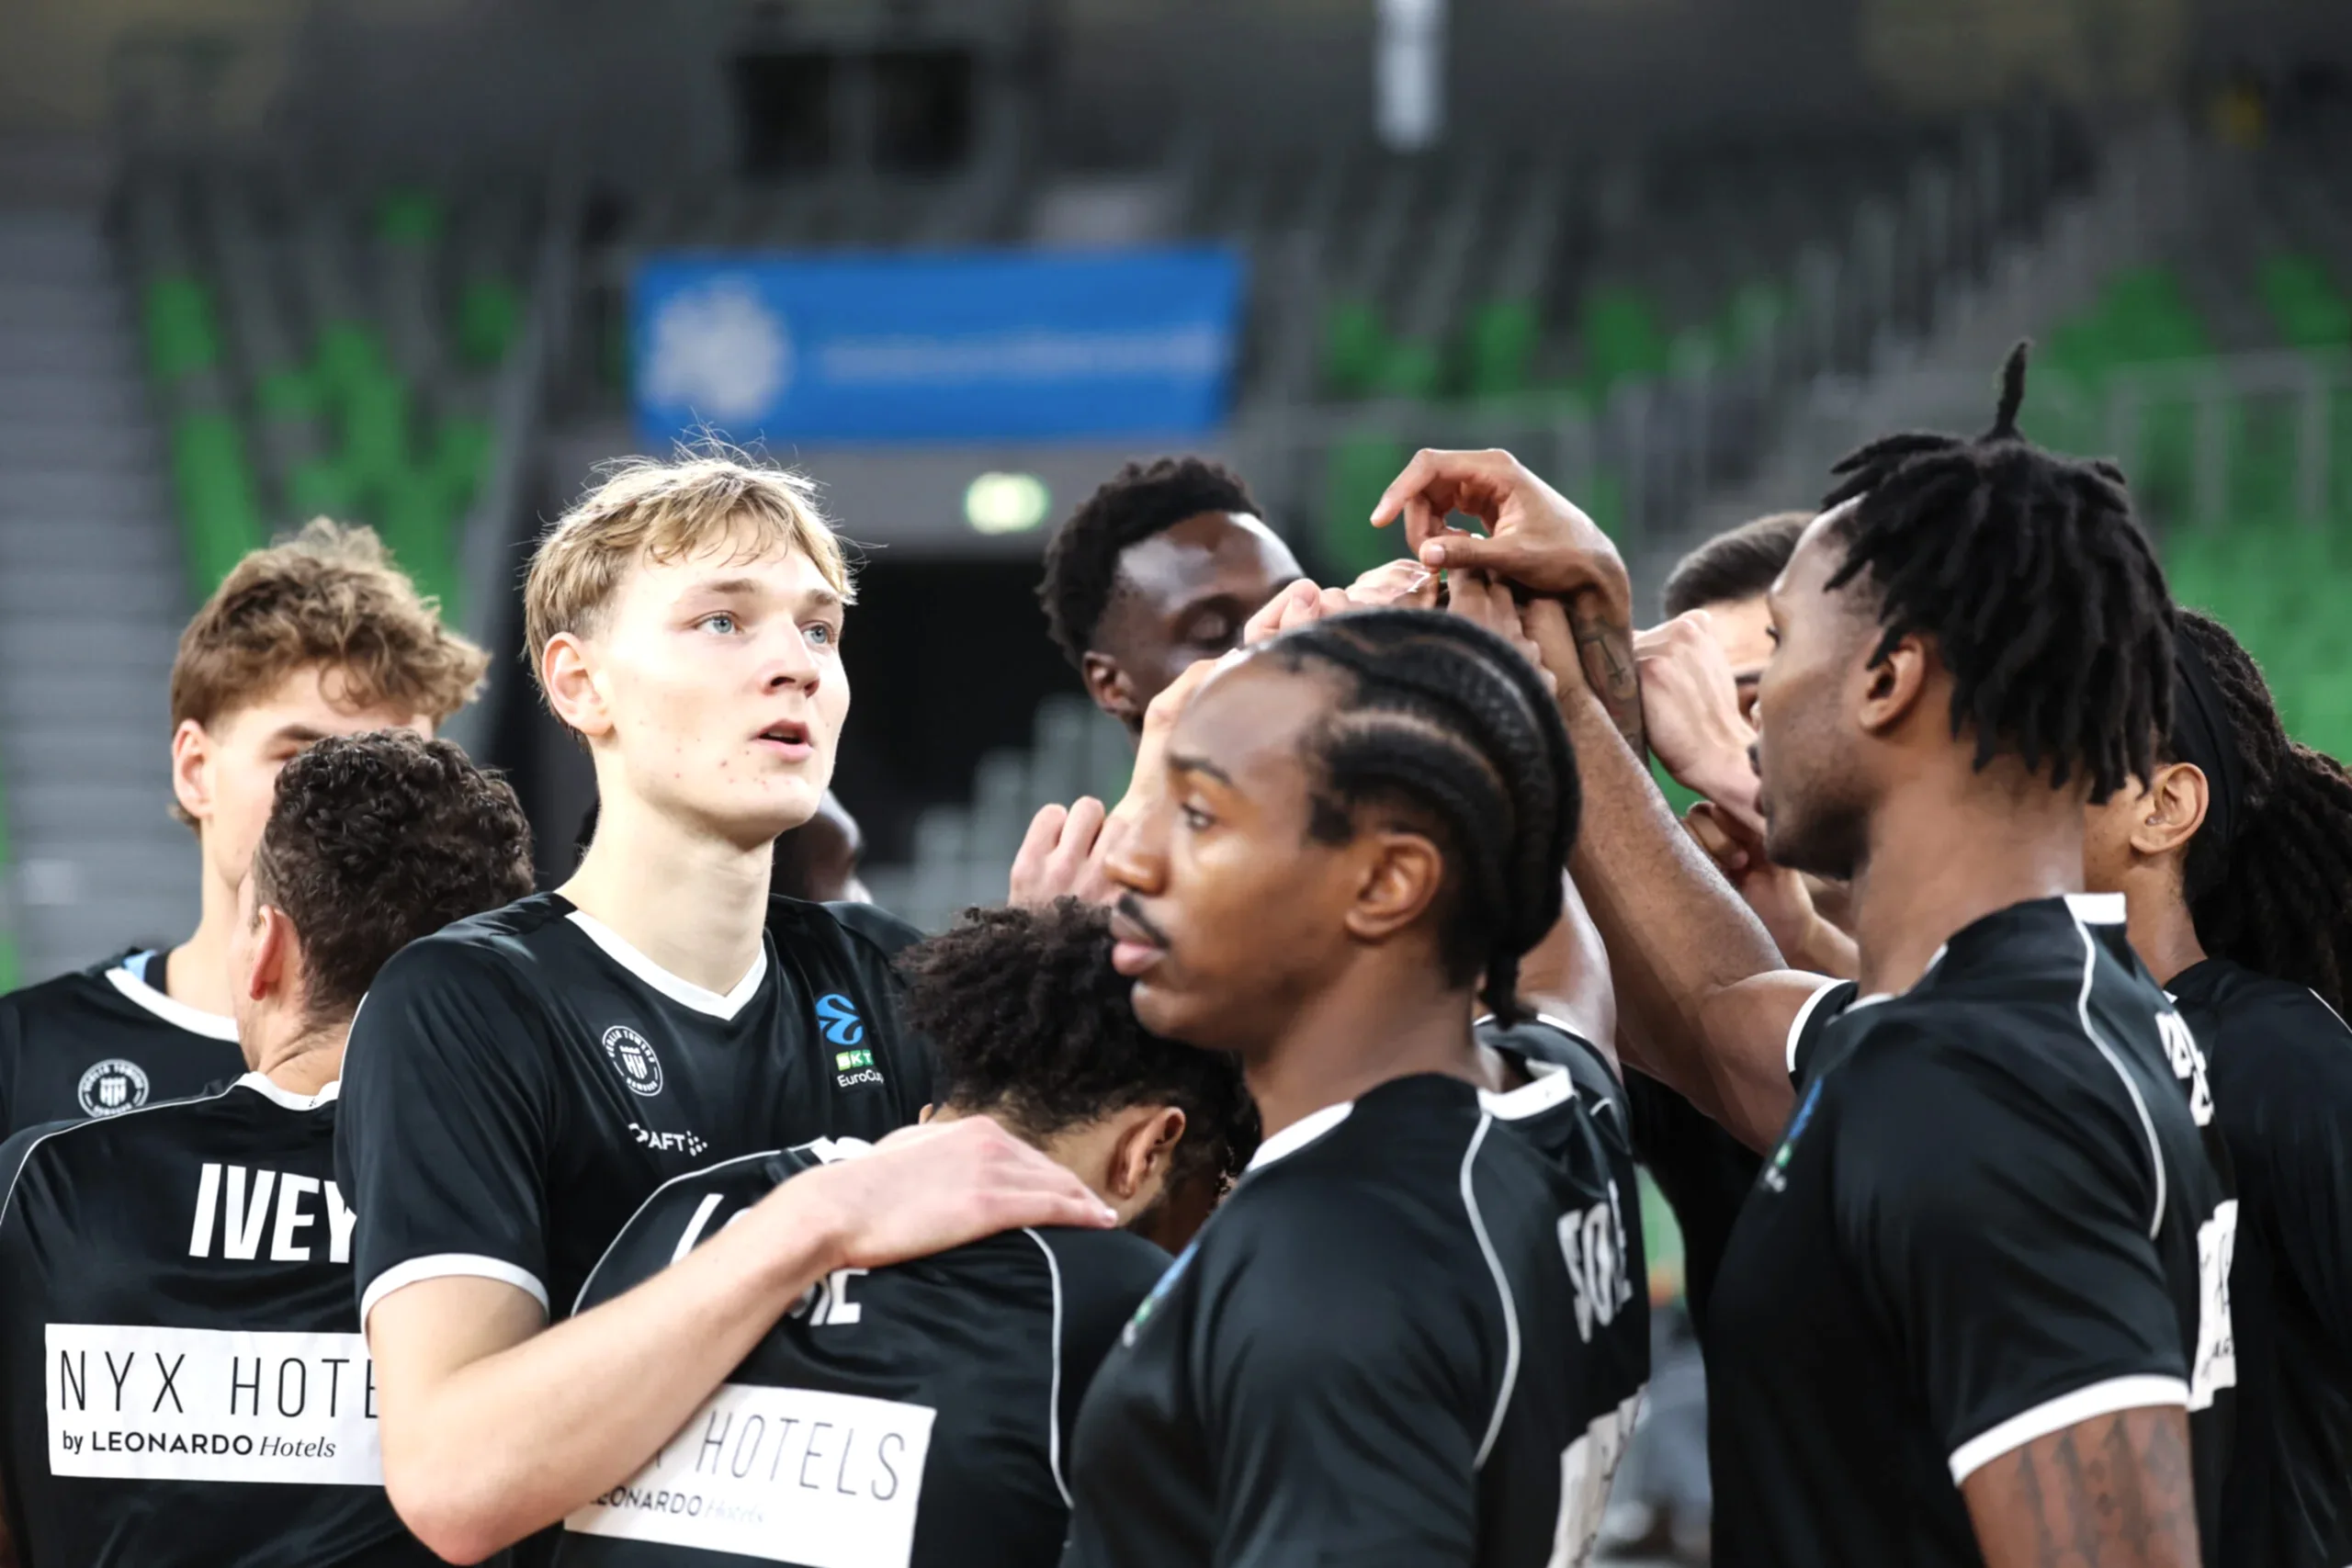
[1960,1406,2200,1568]
[1567,588,1645,755]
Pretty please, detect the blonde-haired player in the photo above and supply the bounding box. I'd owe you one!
[335,453,1115,1564]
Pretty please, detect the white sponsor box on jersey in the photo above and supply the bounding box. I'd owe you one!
[45,1324,381,1485]
[566,1382,936,1568]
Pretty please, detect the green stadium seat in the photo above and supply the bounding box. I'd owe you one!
[455,277,524,368]
[375,189,446,247]
[169,412,266,596]
[286,456,360,521]
[1461,299,1540,400]
[1322,299,1387,399]
[141,276,222,383]
[1320,434,1414,580]
[339,373,412,491]
[1579,286,1670,402]
[1371,338,1442,400]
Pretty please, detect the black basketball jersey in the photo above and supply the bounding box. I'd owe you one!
[550,1141,1171,1568]
[336,894,934,1334]
[0,1075,435,1568]
[2166,956,2352,1568]
[1061,1024,1650,1568]
[0,950,244,1135]
[1711,895,2235,1568]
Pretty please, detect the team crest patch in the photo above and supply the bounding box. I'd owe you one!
[602,1026,665,1097]
[77,1058,151,1118]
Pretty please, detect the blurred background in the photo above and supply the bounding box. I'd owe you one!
[1,3,2346,1559]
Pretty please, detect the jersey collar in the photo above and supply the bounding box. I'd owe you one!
[232,1072,340,1111]
[1247,1100,1354,1171]
[104,963,239,1041]
[565,909,770,1021]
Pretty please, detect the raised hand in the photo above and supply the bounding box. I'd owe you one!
[1637,612,1764,834]
[1010,795,1125,908]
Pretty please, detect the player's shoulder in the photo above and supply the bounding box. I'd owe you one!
[367,892,572,994]
[2174,957,2352,1118]
[767,897,926,966]
[0,1078,253,1210]
[0,952,145,1032]
[1029,1224,1178,1302]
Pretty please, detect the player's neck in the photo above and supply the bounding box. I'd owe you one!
[1849,763,2087,998]
[242,1003,345,1097]
[2122,877,2209,989]
[1243,970,1481,1145]
[560,793,775,997]
[162,864,241,1018]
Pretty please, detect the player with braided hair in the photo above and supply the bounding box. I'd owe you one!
[1059,601,1646,1568]
[1375,345,2232,1568]
[2084,607,2352,1568]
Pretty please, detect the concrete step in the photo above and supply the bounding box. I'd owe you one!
[0,618,180,671]
[0,529,181,573]
[0,468,172,515]
[0,676,172,728]
[0,726,166,784]
[0,330,139,377]
[0,378,152,425]
[0,567,187,617]
[0,423,161,468]
[0,283,122,334]
[8,780,181,839]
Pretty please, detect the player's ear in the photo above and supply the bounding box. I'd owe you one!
[171,719,217,825]
[1343,829,1447,947]
[1082,653,1140,728]
[2133,761,2209,859]
[1856,632,1929,738]
[1110,1106,1186,1202]
[247,904,297,1005]
[541,631,615,739]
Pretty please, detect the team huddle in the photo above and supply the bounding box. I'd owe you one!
[0,344,2346,1568]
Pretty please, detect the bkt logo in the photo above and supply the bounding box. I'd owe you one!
[815,994,864,1047]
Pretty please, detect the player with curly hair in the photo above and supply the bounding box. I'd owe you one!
[553,897,1254,1568]
[0,730,533,1568]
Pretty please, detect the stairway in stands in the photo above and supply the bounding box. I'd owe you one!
[0,197,198,986]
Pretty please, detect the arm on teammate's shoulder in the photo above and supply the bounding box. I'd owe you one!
[369,1117,1117,1563]
[1518,597,1819,1149]
[1960,1404,2201,1568]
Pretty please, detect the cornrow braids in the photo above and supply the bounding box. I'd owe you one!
[1036,457,1260,669]
[1820,342,2175,802]
[1270,608,1578,1024]
[2172,610,2352,1015]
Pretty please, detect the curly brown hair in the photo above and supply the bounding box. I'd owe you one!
[171,520,488,821]
[249,732,534,1027]
[898,899,1259,1193]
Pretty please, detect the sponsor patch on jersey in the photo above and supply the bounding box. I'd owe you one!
[45,1324,382,1484]
[815,993,865,1047]
[602,1025,666,1098]
[630,1122,707,1158]
[833,1043,883,1089]
[75,1058,151,1118]
[565,1382,936,1568]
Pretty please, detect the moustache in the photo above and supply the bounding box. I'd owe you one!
[1112,893,1171,950]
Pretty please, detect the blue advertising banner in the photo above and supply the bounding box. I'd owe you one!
[632,248,1245,445]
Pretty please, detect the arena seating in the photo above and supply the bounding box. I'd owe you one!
[120,172,537,614]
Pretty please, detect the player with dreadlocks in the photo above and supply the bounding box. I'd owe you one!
[1061,597,1646,1568]
[1374,345,2233,1568]
[2084,607,2352,1568]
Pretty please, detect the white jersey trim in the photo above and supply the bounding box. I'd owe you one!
[565,910,768,1021]
[1247,1101,1353,1171]
[103,963,239,1041]
[362,1254,550,1334]
[1783,976,1848,1077]
[2070,912,2167,1240]
[1946,1374,2190,1483]
[0,1079,245,1239]
[1022,1228,1071,1507]
[230,1071,339,1111]
[2064,892,2128,925]
[1460,1113,1521,1470]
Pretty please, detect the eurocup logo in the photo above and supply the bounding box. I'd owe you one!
[602,1025,665,1098]
[77,1058,151,1118]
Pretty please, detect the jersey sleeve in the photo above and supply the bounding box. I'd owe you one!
[1787,977,1859,1086]
[1834,1028,2191,1484]
[334,941,563,1329]
[1198,1211,1487,1566]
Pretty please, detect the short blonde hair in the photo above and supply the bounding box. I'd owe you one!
[523,454,855,699]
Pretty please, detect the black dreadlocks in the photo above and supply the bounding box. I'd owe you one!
[1036,457,1261,670]
[1821,342,2175,802]
[2172,610,2352,1015]
[899,899,1261,1191]
[1269,608,1578,1025]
